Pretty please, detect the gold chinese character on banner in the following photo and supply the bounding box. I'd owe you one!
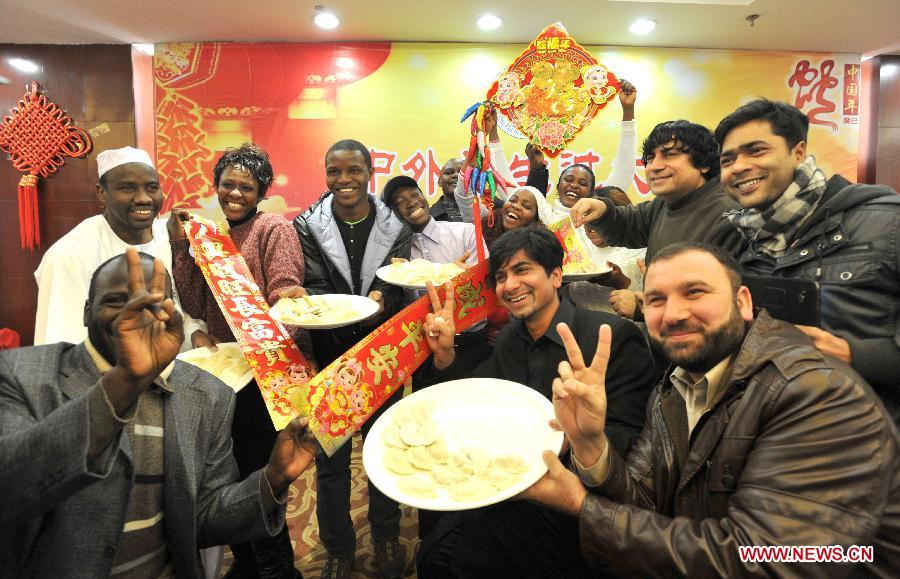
[255,340,291,366]
[457,280,486,319]
[217,279,250,296]
[229,296,265,317]
[399,320,425,353]
[366,345,400,385]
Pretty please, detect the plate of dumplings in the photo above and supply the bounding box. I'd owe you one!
[363,378,565,510]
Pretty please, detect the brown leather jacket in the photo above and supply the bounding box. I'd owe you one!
[578,311,900,577]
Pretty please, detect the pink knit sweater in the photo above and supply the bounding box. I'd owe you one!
[172,212,306,347]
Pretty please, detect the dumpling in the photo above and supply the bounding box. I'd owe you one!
[431,464,468,487]
[491,454,529,474]
[466,448,491,475]
[384,447,415,475]
[447,452,474,477]
[449,478,496,502]
[398,474,438,499]
[426,437,450,464]
[392,403,417,427]
[382,423,408,449]
[487,468,521,490]
[411,399,437,424]
[406,446,436,470]
[399,421,439,447]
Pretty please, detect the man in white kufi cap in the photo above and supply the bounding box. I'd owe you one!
[33,146,204,346]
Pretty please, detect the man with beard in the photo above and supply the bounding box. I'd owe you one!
[34,146,202,346]
[419,242,900,577]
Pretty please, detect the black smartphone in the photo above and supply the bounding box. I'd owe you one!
[742,275,820,326]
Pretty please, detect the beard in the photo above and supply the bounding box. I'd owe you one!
[650,304,747,375]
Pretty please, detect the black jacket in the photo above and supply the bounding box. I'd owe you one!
[293,192,412,366]
[441,298,657,456]
[738,175,900,422]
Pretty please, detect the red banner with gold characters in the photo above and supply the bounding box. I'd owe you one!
[486,22,620,158]
[306,261,499,456]
[181,215,313,430]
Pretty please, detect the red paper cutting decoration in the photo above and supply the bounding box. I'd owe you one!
[0,82,93,249]
[485,23,620,158]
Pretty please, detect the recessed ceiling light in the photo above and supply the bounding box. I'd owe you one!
[629,19,657,35]
[8,58,39,73]
[477,14,503,31]
[313,6,340,29]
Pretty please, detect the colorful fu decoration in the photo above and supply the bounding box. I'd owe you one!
[459,102,517,261]
[485,22,620,158]
[0,82,93,249]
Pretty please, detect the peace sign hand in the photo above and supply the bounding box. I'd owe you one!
[552,322,611,467]
[423,280,456,369]
[113,248,184,389]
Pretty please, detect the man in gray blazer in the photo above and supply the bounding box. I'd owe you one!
[0,249,316,577]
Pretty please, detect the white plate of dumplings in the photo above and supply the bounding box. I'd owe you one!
[363,378,565,511]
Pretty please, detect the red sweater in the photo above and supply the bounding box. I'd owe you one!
[172,212,307,349]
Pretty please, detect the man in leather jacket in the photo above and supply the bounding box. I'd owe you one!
[716,99,900,425]
[420,243,899,577]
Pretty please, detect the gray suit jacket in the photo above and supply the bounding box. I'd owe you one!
[0,343,286,578]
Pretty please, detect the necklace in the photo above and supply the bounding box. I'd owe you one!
[343,214,368,226]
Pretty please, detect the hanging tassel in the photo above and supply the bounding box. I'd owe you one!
[18,174,39,250]
[472,195,486,262]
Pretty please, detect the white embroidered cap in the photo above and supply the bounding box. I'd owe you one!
[97,146,155,178]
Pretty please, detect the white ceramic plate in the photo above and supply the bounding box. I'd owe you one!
[268,294,379,329]
[363,378,564,511]
[375,261,463,290]
[177,342,252,393]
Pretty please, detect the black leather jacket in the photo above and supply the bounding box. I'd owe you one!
[737,175,900,423]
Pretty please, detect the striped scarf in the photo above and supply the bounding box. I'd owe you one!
[725,156,827,258]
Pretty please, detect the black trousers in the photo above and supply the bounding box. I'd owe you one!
[314,389,404,554]
[416,500,594,579]
[229,382,296,577]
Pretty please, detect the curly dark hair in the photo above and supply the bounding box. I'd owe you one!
[213,143,274,197]
[641,120,720,179]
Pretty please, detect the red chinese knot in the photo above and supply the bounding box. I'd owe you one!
[0,82,93,249]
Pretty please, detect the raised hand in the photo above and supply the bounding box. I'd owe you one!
[106,249,184,397]
[166,208,191,240]
[265,417,319,495]
[482,103,500,141]
[424,280,457,369]
[618,79,637,119]
[569,198,608,228]
[525,142,546,171]
[552,322,611,467]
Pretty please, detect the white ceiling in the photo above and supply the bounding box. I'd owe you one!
[0,0,898,58]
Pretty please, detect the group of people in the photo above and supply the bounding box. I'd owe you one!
[1,91,898,579]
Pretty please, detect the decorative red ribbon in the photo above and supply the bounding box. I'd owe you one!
[181,215,313,430]
[308,260,499,456]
